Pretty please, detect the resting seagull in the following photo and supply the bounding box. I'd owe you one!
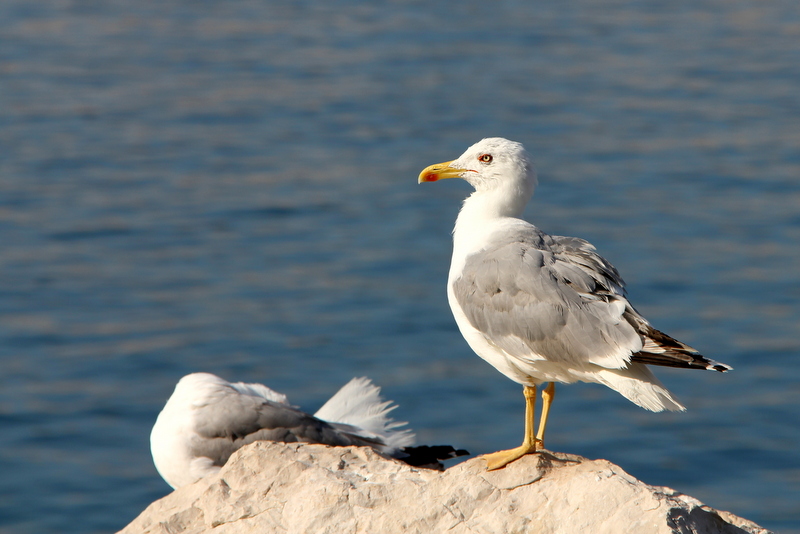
[151,373,466,488]
[419,137,731,470]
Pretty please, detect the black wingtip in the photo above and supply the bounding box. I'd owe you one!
[709,362,733,373]
[398,445,471,470]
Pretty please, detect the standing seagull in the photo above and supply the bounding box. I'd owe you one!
[418,137,731,470]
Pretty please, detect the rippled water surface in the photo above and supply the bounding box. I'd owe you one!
[1,1,799,532]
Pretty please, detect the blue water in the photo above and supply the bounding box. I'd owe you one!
[1,1,798,532]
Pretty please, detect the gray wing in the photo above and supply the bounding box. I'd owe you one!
[452,226,642,369]
[543,233,627,297]
[454,225,731,373]
[189,389,385,467]
[548,232,730,371]
[549,233,729,370]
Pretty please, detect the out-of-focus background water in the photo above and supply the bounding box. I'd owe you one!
[1,1,798,532]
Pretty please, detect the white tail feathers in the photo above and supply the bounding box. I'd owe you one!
[592,365,686,412]
[314,377,415,449]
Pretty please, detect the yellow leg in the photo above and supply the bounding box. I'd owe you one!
[535,382,555,445]
[482,385,540,471]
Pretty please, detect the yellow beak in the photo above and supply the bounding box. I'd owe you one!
[418,160,470,183]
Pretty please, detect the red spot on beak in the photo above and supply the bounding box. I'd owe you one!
[422,173,439,182]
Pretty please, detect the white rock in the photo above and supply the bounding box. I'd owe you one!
[120,442,771,534]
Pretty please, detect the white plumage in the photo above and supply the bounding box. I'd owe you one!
[419,137,730,469]
[151,373,414,489]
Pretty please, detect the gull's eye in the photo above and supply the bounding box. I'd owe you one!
[478,154,493,163]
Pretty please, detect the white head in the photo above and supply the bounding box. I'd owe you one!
[418,138,537,218]
[419,137,536,189]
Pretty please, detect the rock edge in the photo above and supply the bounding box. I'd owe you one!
[120,442,771,534]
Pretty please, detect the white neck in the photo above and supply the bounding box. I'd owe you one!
[450,182,533,275]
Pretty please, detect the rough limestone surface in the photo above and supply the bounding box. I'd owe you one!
[120,441,770,534]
